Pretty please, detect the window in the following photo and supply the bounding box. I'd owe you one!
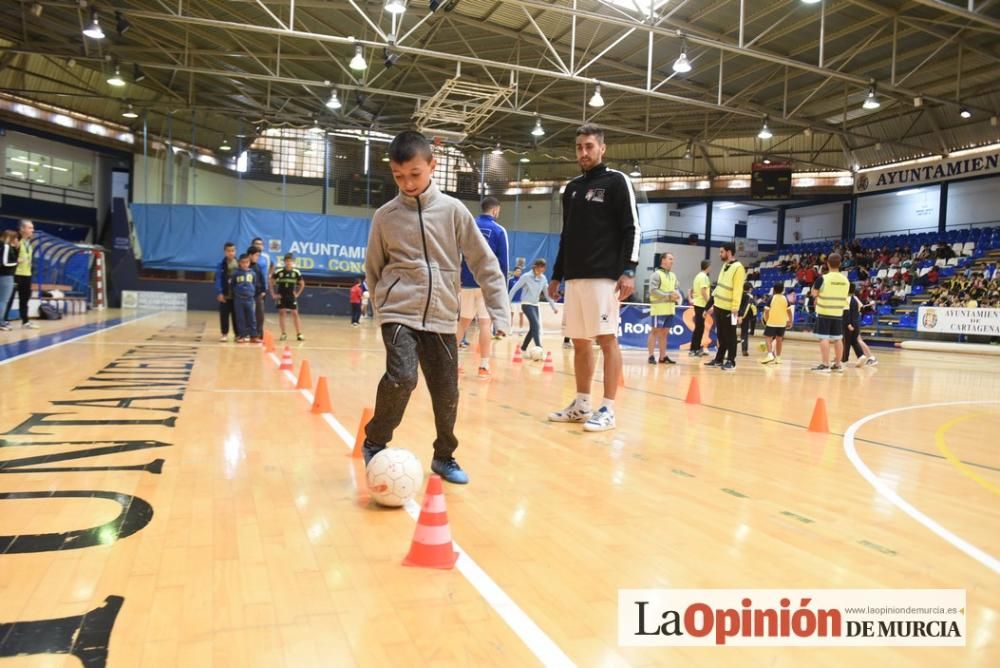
[4,146,93,191]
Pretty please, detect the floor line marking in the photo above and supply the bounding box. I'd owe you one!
[934,413,1000,496]
[842,400,1000,575]
[0,313,160,366]
[267,352,577,667]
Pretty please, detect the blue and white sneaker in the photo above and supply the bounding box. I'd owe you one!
[548,400,592,423]
[431,457,469,485]
[583,406,616,432]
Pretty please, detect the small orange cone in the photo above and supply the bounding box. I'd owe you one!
[808,398,829,433]
[311,376,332,413]
[279,346,293,371]
[542,351,554,373]
[351,406,375,458]
[296,360,313,390]
[403,475,459,570]
[512,347,523,364]
[685,377,701,404]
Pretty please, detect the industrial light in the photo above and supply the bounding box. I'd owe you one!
[349,46,367,71]
[531,118,545,137]
[862,86,880,110]
[801,0,822,4]
[219,138,232,152]
[106,66,126,87]
[629,163,641,177]
[326,91,342,110]
[589,84,604,108]
[672,39,692,74]
[492,142,503,156]
[960,107,972,119]
[82,10,105,39]
[30,3,43,18]
[385,0,407,14]
[757,120,772,140]
[115,11,130,36]
[308,120,323,136]
[121,104,138,119]
[520,156,530,163]
[684,144,692,160]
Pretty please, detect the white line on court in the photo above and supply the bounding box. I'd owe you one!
[843,400,1000,575]
[269,353,577,668]
[0,312,161,367]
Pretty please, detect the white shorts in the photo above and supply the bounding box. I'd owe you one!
[562,278,620,339]
[459,288,489,320]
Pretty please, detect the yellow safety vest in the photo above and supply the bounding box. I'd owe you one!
[692,272,711,308]
[650,269,677,316]
[15,240,32,277]
[816,271,850,317]
[713,261,745,311]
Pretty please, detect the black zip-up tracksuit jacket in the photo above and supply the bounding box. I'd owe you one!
[552,164,641,282]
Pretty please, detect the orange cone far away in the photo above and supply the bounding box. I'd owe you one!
[808,397,830,433]
[296,360,313,390]
[311,376,332,414]
[279,345,293,370]
[685,377,701,404]
[351,406,375,458]
[512,346,523,364]
[403,475,459,570]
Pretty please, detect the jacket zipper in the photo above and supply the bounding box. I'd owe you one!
[416,195,433,328]
[435,334,454,361]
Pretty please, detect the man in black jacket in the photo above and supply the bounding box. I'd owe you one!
[547,124,641,433]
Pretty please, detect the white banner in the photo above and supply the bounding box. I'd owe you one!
[735,238,760,264]
[917,306,1000,335]
[619,589,966,647]
[855,151,1000,194]
[121,290,188,311]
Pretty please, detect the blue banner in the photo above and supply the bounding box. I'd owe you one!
[132,204,560,279]
[618,303,718,350]
[132,204,371,277]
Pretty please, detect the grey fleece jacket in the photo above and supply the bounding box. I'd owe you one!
[365,182,510,334]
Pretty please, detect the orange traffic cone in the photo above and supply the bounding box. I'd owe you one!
[542,351,554,373]
[279,346,293,370]
[351,406,375,458]
[512,347,523,364]
[296,360,313,390]
[311,376,332,413]
[403,475,459,569]
[685,377,701,404]
[808,398,829,433]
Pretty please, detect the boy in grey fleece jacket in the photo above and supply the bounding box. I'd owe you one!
[363,131,510,485]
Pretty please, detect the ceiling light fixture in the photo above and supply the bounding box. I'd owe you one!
[757,119,773,140]
[349,46,367,71]
[589,84,605,108]
[672,38,692,74]
[219,138,232,152]
[121,104,139,119]
[801,0,822,5]
[106,66,126,87]
[959,106,972,119]
[82,10,105,39]
[385,0,407,14]
[629,163,641,177]
[115,11,131,36]
[531,117,545,137]
[862,85,880,110]
[326,91,342,110]
[491,142,503,156]
[520,156,530,163]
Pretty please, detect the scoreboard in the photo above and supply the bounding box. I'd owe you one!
[751,161,792,199]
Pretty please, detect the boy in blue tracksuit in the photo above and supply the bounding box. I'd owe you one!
[230,254,259,342]
[214,242,239,341]
[455,197,509,378]
[246,246,268,338]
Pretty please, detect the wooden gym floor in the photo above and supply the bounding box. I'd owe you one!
[0,309,997,667]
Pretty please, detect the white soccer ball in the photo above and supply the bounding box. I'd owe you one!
[530,346,545,361]
[366,448,423,507]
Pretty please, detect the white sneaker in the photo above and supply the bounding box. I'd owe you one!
[548,400,592,423]
[219,335,229,342]
[855,355,867,368]
[583,406,616,432]
[865,357,878,367]
[23,322,39,329]
[760,353,775,365]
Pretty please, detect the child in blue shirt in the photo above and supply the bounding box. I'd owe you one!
[230,254,260,343]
